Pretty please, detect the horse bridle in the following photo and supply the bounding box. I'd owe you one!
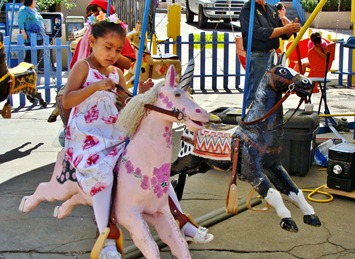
[144,104,185,121]
[241,69,308,126]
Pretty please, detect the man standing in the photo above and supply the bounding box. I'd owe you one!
[240,0,301,107]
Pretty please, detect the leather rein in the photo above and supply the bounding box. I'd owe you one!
[241,70,308,126]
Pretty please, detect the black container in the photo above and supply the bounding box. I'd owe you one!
[281,109,320,176]
[211,107,320,176]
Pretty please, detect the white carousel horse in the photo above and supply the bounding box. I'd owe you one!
[171,52,322,232]
[0,32,46,118]
[125,30,182,88]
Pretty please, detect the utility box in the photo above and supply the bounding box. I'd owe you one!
[281,109,320,176]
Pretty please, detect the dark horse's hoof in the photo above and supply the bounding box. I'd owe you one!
[304,214,321,227]
[280,218,298,232]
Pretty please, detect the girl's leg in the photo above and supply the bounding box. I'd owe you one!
[168,185,213,243]
[92,182,120,257]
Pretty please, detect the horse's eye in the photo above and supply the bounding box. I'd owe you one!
[174,91,181,98]
[280,68,288,75]
[302,79,310,84]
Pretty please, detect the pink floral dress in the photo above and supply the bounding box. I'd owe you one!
[65,61,126,196]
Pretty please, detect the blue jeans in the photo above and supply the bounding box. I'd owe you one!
[246,52,272,107]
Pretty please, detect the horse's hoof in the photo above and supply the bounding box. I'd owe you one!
[280,218,298,232]
[47,114,57,123]
[19,196,29,212]
[53,206,63,219]
[304,214,321,227]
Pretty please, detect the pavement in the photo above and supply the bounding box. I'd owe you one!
[1,8,355,259]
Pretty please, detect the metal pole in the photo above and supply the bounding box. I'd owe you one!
[132,0,152,96]
[106,0,111,16]
[242,0,255,117]
[6,0,16,66]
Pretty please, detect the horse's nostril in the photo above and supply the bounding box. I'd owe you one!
[196,108,201,113]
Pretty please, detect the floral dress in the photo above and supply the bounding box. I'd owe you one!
[65,61,126,196]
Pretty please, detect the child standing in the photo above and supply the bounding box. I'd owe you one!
[62,13,128,259]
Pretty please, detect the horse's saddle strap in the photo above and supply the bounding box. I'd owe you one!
[169,197,189,228]
[230,139,240,185]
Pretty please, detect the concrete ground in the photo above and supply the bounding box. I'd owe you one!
[1,6,355,259]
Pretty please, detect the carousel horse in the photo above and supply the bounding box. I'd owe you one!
[125,30,182,88]
[0,32,47,118]
[19,66,208,258]
[171,52,321,232]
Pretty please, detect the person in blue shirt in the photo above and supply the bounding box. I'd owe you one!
[17,0,45,68]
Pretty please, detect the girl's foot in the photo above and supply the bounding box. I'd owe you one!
[182,225,214,244]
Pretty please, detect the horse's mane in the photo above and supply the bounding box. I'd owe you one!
[116,80,164,138]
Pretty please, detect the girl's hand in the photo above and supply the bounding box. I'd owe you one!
[94,78,115,91]
[138,78,154,94]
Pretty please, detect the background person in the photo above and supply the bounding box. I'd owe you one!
[240,0,300,107]
[275,2,291,25]
[18,0,45,72]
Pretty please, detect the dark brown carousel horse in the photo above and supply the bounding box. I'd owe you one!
[0,32,46,118]
[171,52,321,232]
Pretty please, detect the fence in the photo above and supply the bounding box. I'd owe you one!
[4,31,244,107]
[4,33,71,106]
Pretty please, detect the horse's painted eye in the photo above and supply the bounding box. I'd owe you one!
[280,68,288,75]
[302,79,310,84]
[174,91,181,98]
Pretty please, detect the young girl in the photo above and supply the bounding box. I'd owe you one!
[62,13,128,259]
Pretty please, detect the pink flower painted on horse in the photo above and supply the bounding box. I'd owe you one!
[125,160,134,174]
[163,126,172,147]
[86,153,100,166]
[159,92,173,109]
[73,154,84,167]
[84,105,99,123]
[141,175,150,190]
[90,182,107,196]
[82,135,99,150]
[134,167,142,178]
[102,114,118,124]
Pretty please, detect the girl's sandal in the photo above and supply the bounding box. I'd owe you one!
[182,225,214,244]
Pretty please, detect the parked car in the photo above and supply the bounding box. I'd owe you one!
[185,0,247,28]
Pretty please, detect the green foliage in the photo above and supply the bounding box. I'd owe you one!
[301,0,351,12]
[37,0,76,12]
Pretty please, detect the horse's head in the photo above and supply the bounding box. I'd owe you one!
[156,63,209,132]
[266,52,313,98]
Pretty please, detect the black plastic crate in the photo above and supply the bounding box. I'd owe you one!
[281,109,320,176]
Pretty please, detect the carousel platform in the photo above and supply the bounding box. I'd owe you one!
[0,86,354,258]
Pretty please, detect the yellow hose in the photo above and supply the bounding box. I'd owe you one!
[302,184,334,203]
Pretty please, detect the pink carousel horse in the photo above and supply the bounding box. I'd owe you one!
[19,63,209,258]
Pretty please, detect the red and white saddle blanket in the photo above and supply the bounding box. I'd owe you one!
[193,129,232,160]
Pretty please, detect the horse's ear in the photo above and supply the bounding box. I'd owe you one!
[267,50,278,69]
[278,52,287,66]
[165,65,176,88]
[178,59,194,92]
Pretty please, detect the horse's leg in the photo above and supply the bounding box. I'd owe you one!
[239,146,298,232]
[54,191,92,219]
[265,163,321,227]
[117,210,160,258]
[145,209,191,259]
[19,149,77,213]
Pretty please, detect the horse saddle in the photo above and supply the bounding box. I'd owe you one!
[193,125,235,161]
[8,62,36,93]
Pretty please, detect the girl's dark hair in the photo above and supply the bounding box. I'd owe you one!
[310,32,322,45]
[91,21,126,39]
[23,0,34,6]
